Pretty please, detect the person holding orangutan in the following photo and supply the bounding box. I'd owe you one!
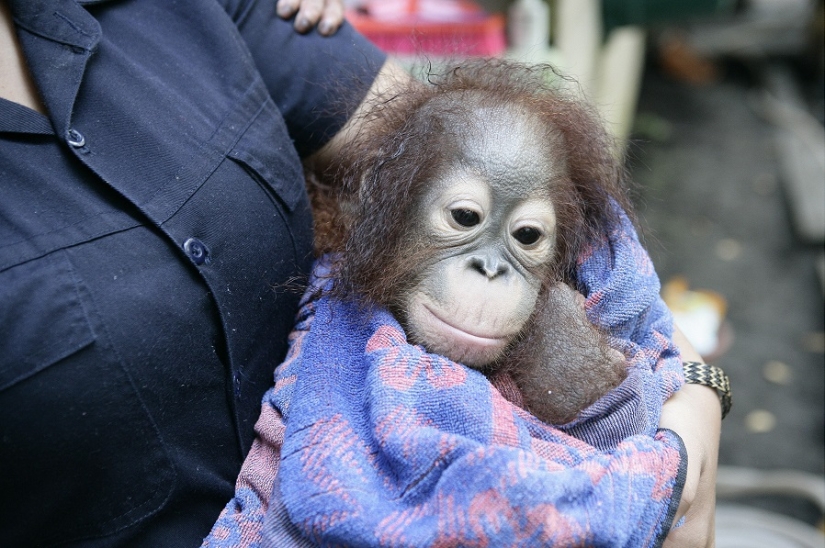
[0,0,723,545]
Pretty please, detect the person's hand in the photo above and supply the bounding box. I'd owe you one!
[276,0,345,36]
[659,328,722,547]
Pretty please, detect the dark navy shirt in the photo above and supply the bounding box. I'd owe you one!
[0,0,384,545]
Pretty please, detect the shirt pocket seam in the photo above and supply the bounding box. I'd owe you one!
[227,99,305,213]
[0,250,96,392]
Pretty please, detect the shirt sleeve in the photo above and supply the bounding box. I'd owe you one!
[219,0,388,157]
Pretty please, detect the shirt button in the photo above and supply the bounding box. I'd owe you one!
[67,128,86,148]
[183,237,210,265]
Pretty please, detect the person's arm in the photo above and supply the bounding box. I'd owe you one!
[276,0,344,35]
[305,57,414,171]
[660,327,722,547]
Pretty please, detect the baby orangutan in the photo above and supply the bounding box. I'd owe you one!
[309,59,631,424]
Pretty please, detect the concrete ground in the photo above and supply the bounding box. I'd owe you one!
[628,59,825,526]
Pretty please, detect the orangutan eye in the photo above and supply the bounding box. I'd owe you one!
[513,226,541,245]
[451,208,481,227]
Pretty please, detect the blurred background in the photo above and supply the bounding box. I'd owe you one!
[344,0,824,544]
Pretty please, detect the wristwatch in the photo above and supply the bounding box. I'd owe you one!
[683,361,732,419]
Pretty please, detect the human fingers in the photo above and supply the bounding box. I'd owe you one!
[276,0,301,19]
[316,0,344,36]
[294,0,322,33]
[282,0,343,35]
[289,0,344,35]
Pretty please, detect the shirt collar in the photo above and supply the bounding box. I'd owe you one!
[0,98,53,134]
[8,0,102,51]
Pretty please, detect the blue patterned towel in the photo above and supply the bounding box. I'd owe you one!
[203,212,686,548]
